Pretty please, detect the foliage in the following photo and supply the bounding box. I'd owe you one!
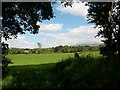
[8,45,100,54]
[112,1,120,56]
[2,42,12,76]
[2,2,54,40]
[37,43,42,49]
[87,2,113,56]
[86,1,120,56]
[54,55,120,88]
[74,52,79,58]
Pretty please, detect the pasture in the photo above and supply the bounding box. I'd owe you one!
[7,53,74,66]
[3,51,110,89]
[7,51,100,66]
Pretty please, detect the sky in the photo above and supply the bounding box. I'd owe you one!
[3,2,103,48]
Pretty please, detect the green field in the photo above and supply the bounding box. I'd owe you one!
[7,52,100,66]
[7,53,74,66]
[3,51,101,89]
[3,51,120,89]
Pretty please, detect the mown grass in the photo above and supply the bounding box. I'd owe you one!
[7,51,100,66]
[7,53,74,66]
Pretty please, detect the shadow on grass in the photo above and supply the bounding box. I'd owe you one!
[2,63,60,90]
[54,56,120,88]
[2,55,120,89]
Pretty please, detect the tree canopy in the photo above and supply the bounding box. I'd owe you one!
[2,2,54,40]
[86,1,120,56]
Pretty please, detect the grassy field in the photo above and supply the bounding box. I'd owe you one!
[4,51,111,89]
[3,51,120,89]
[7,52,100,66]
[7,53,74,66]
[3,51,101,89]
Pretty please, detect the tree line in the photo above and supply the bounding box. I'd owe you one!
[8,45,100,54]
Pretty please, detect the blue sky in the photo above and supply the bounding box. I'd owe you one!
[4,2,102,48]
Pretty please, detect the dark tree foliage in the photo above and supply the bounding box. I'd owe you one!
[2,42,12,75]
[86,2,120,56]
[112,1,120,56]
[87,2,113,56]
[2,2,54,40]
[74,52,79,58]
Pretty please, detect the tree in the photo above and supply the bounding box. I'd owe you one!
[2,2,54,40]
[112,1,120,56]
[87,1,120,57]
[37,43,42,54]
[86,2,116,56]
[37,43,42,49]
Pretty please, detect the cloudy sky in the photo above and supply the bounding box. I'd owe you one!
[3,2,102,48]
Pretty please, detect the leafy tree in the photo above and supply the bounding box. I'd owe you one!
[2,42,12,75]
[54,45,63,52]
[74,52,79,58]
[87,1,120,56]
[86,2,116,56]
[2,2,54,40]
[112,1,120,56]
[61,45,69,53]
[37,43,42,49]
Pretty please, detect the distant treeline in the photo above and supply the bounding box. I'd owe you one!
[9,45,102,54]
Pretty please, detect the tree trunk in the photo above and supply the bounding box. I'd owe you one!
[106,2,114,56]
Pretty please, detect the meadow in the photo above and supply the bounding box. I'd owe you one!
[7,51,100,66]
[3,51,120,89]
[7,53,74,66]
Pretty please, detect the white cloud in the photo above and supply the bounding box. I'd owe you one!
[67,26,99,37]
[38,23,63,31]
[41,37,102,48]
[57,2,88,17]
[47,25,99,38]
[47,33,69,40]
[41,25,102,48]
[3,35,37,48]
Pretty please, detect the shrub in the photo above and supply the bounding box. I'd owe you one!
[2,42,12,76]
[74,52,79,58]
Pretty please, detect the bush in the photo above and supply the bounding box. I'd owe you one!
[55,58,73,73]
[2,42,12,76]
[74,52,79,58]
